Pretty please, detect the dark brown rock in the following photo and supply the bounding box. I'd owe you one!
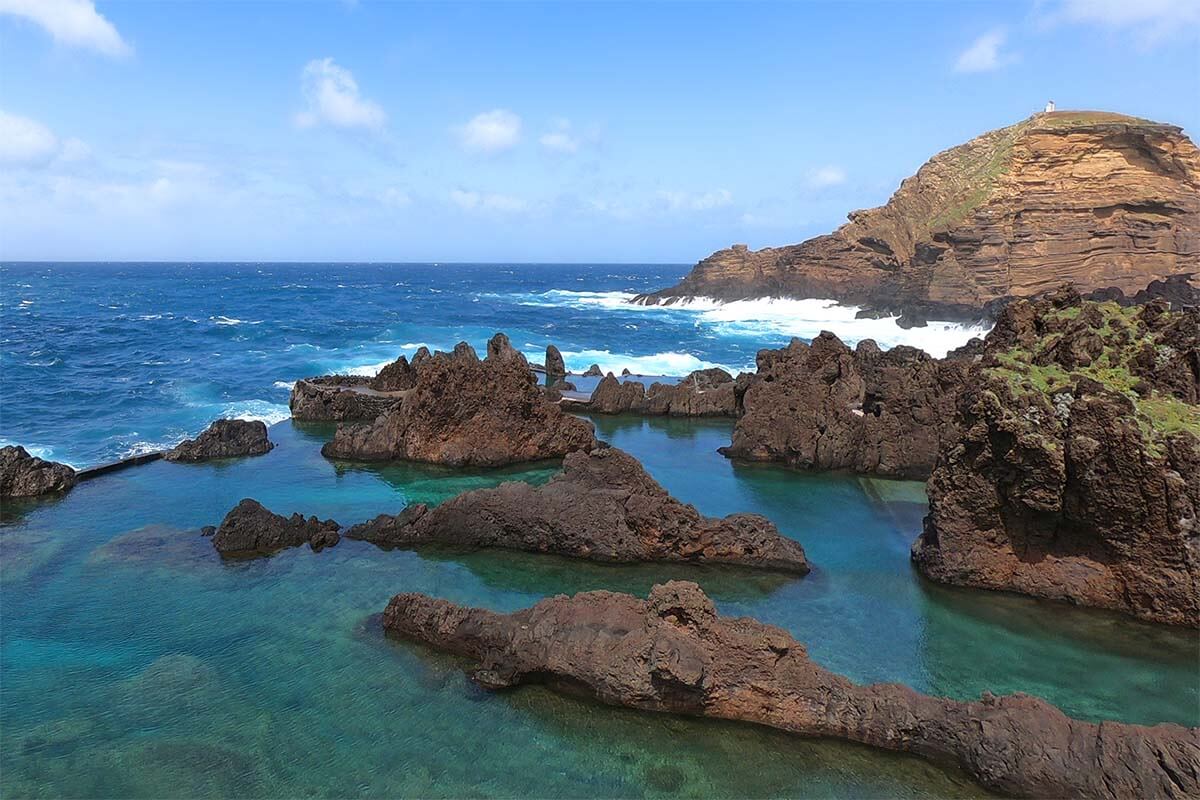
[582,363,603,377]
[485,332,527,366]
[164,419,274,463]
[322,334,596,466]
[722,334,970,478]
[584,369,738,417]
[289,377,401,422]
[210,498,339,557]
[383,581,1200,800]
[0,445,76,497]
[545,345,566,379]
[914,291,1200,626]
[348,446,808,573]
[636,112,1200,320]
[370,355,419,392]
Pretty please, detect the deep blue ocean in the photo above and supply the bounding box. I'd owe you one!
[0,262,987,467]
[1,263,1191,799]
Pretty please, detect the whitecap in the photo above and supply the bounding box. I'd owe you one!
[273,380,296,391]
[210,315,263,326]
[559,349,740,377]
[220,400,291,426]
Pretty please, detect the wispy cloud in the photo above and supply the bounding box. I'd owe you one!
[294,58,386,131]
[806,165,846,188]
[450,189,527,213]
[0,0,130,57]
[954,29,1015,73]
[1044,0,1200,46]
[0,110,89,166]
[539,119,580,154]
[657,189,733,211]
[454,109,522,154]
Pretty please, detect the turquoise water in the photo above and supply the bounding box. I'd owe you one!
[2,416,1195,798]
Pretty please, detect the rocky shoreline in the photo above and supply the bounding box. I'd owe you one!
[382,581,1200,799]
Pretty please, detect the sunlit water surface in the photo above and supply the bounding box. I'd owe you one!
[2,417,1195,798]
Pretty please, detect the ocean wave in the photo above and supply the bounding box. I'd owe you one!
[210,316,263,326]
[559,349,738,377]
[341,360,392,377]
[272,380,296,391]
[220,400,291,426]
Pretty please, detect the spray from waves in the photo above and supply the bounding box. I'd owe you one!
[0,438,76,468]
[519,290,990,359]
[273,381,296,391]
[219,400,291,426]
[210,316,263,326]
[558,349,740,376]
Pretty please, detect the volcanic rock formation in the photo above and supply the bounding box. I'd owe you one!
[0,445,77,497]
[584,369,739,417]
[637,111,1200,320]
[207,498,340,557]
[383,581,1200,799]
[720,334,975,478]
[914,289,1200,626]
[322,334,596,466]
[164,419,274,462]
[545,345,566,380]
[289,376,402,422]
[347,445,808,572]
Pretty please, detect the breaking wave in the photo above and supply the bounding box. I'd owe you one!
[220,400,291,426]
[558,349,738,376]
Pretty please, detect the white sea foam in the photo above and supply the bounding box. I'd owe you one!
[221,400,291,426]
[0,439,72,466]
[559,349,737,376]
[342,360,392,377]
[525,290,990,358]
[210,315,263,326]
[273,381,296,391]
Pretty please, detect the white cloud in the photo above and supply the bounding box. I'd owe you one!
[454,109,522,154]
[0,0,130,57]
[0,111,60,165]
[954,29,1014,73]
[806,165,846,188]
[294,58,386,131]
[1049,0,1200,44]
[539,119,580,154]
[657,189,733,212]
[450,189,526,213]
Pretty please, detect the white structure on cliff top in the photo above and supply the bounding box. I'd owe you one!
[1045,100,1056,113]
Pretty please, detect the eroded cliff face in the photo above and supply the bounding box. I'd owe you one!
[913,291,1200,626]
[639,112,1200,319]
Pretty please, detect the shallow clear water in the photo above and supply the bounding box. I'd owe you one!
[2,417,1195,798]
[0,262,986,467]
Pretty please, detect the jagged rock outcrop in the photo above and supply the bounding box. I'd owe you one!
[722,334,974,478]
[207,498,339,557]
[0,445,76,497]
[582,364,603,377]
[164,419,274,462]
[322,334,597,466]
[584,369,739,417]
[348,446,807,572]
[383,581,1200,799]
[637,111,1200,321]
[914,290,1200,626]
[289,377,402,422]
[545,345,566,379]
[543,378,576,402]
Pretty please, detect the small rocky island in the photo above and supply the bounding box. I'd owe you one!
[164,419,274,462]
[205,498,340,558]
[0,445,77,497]
[347,445,808,572]
[321,334,596,466]
[383,581,1200,799]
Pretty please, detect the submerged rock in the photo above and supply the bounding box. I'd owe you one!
[210,498,339,557]
[322,333,596,467]
[383,581,1200,800]
[914,290,1200,626]
[347,446,808,573]
[0,445,76,497]
[165,419,274,462]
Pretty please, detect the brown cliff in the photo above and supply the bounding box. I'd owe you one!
[348,445,807,573]
[583,368,739,417]
[383,581,1200,799]
[638,111,1200,320]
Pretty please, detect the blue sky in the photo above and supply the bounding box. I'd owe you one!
[1,0,1197,262]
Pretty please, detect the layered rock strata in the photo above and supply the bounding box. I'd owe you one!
[206,498,339,557]
[348,446,808,573]
[914,290,1200,626]
[583,369,739,417]
[322,334,596,466]
[0,445,77,497]
[637,111,1200,321]
[164,419,274,462]
[383,581,1199,799]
